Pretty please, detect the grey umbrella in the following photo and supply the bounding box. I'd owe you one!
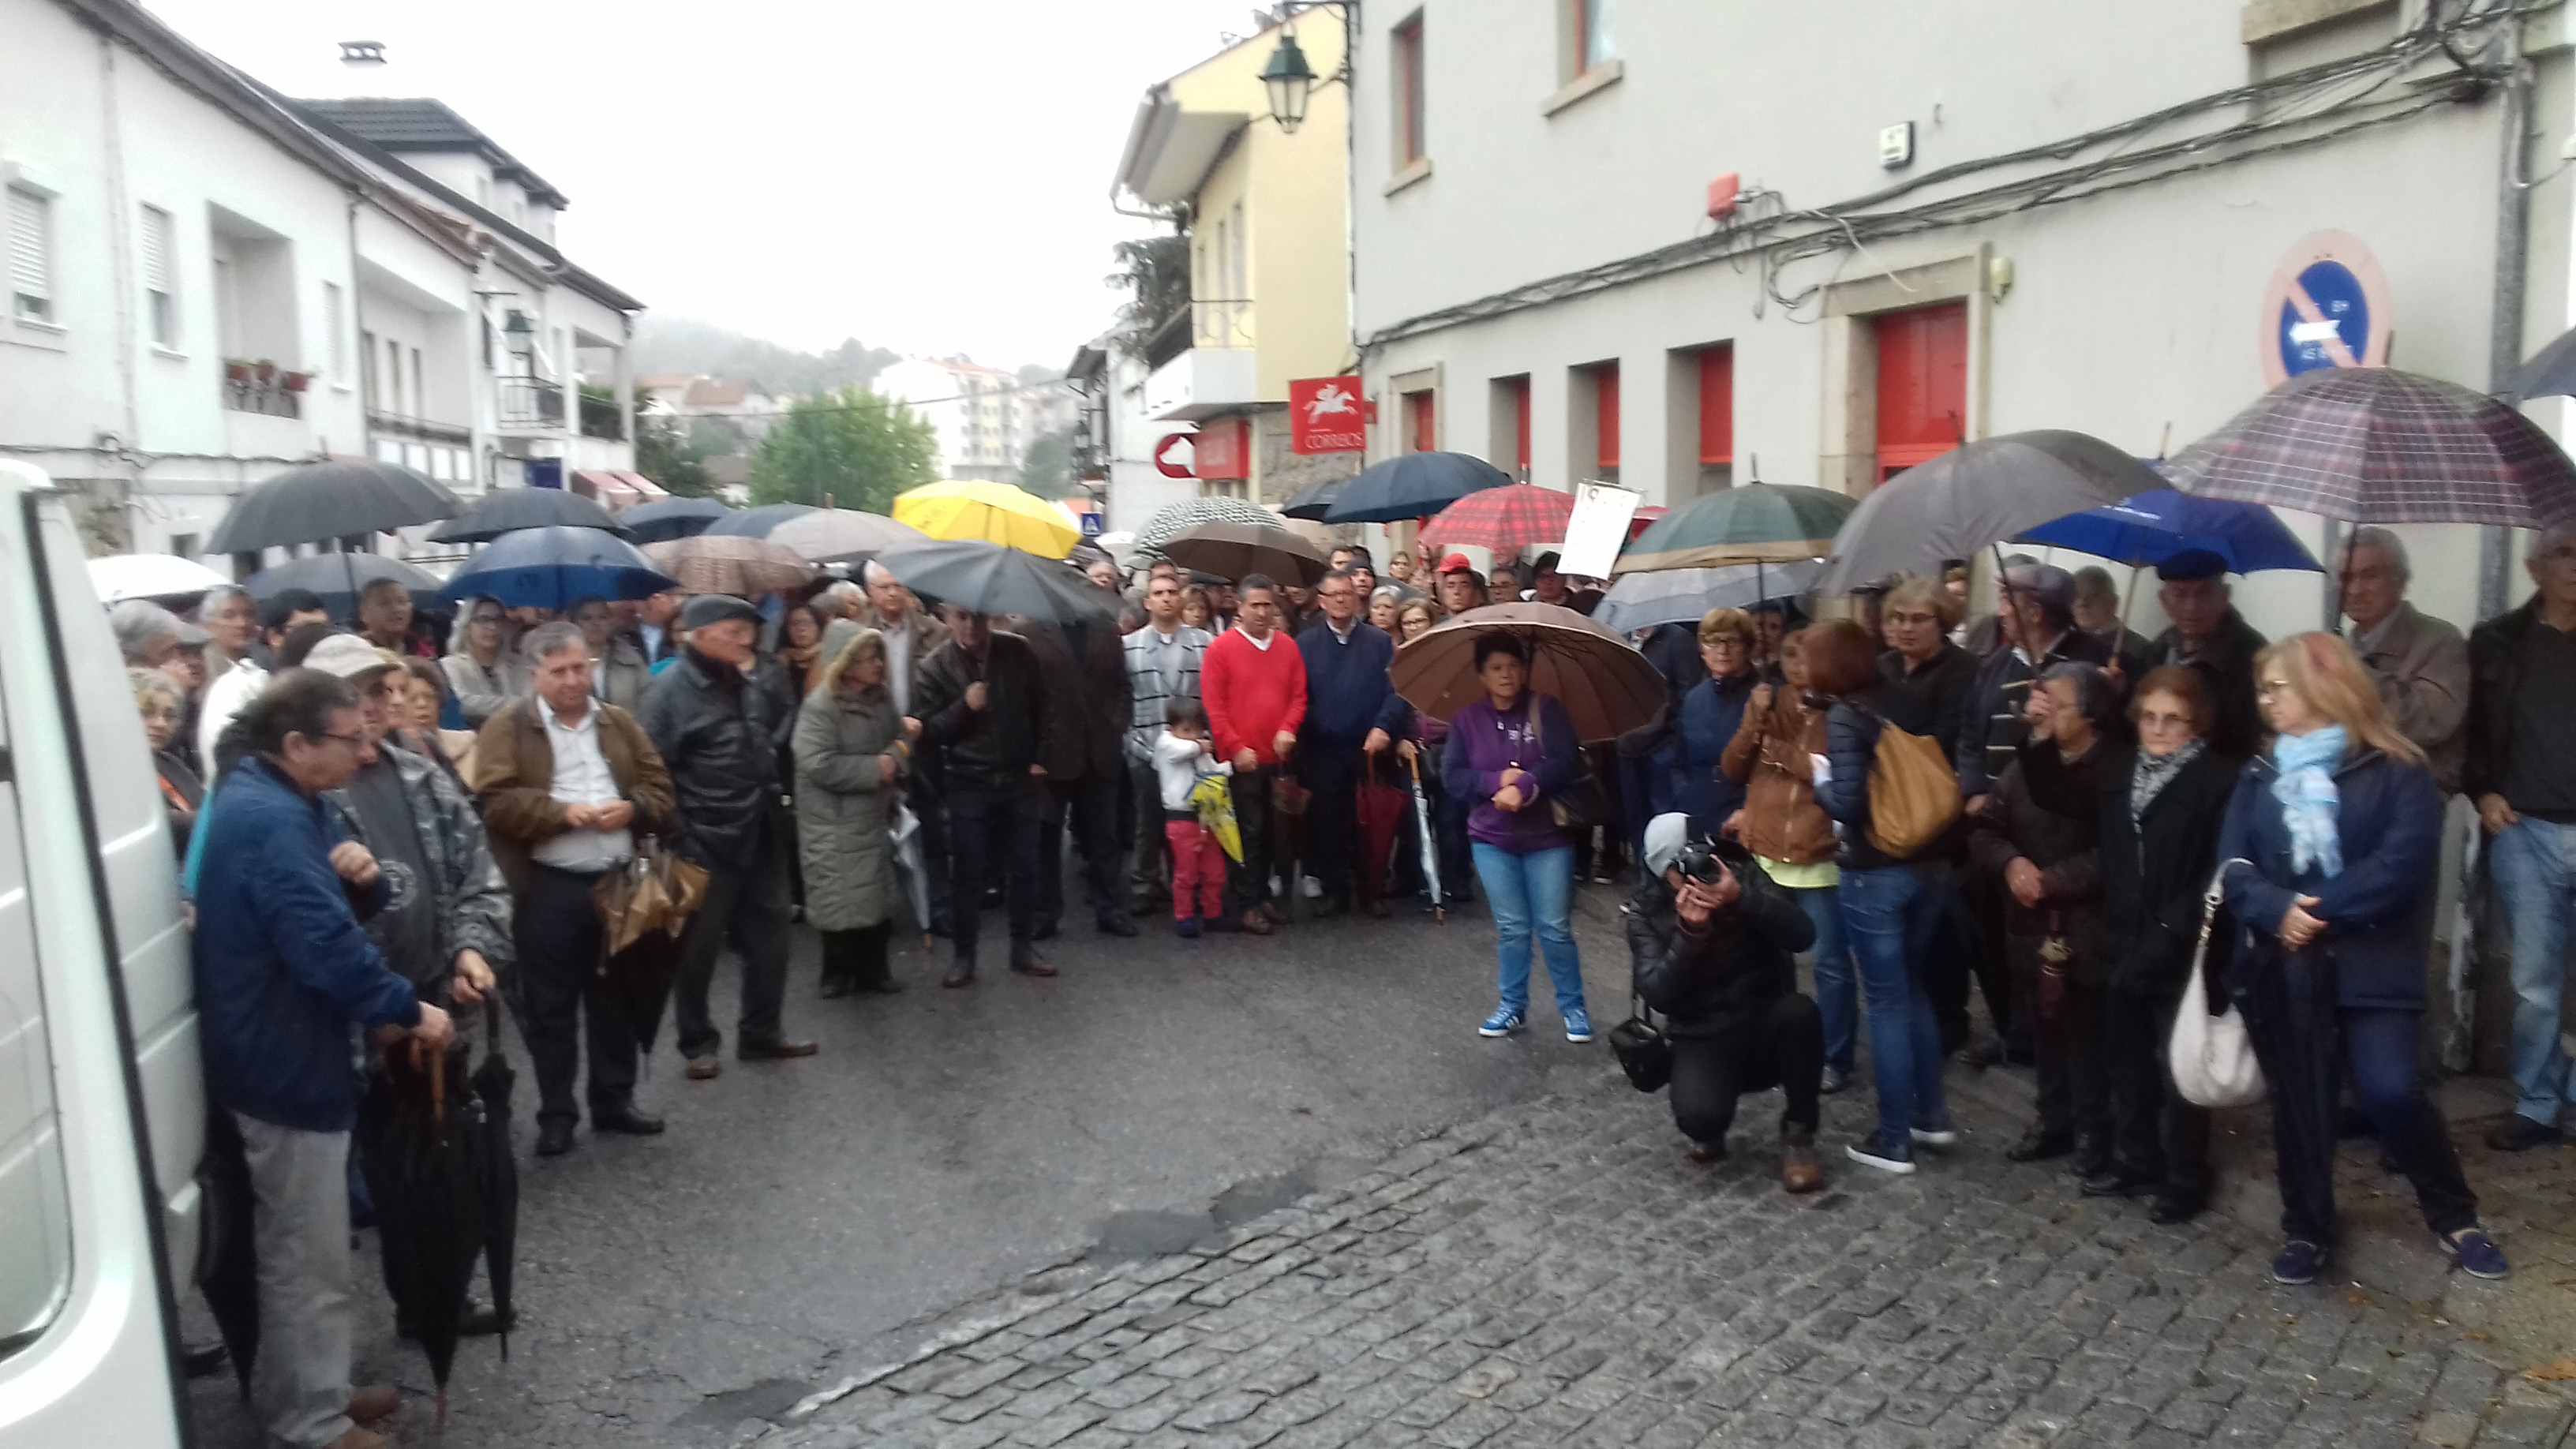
[1131,496,1277,556]
[1593,560,1825,633]
[206,459,462,554]
[425,488,631,543]
[700,502,820,537]
[1814,431,2162,594]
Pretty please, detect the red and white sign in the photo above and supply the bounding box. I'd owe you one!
[1193,418,1249,481]
[1290,376,1368,455]
[1153,432,1196,479]
[2260,231,2393,387]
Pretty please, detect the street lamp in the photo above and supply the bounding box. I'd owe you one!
[1261,29,1318,133]
[502,309,535,358]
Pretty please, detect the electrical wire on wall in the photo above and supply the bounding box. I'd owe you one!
[1361,0,2552,352]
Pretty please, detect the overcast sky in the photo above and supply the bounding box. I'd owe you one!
[144,0,1267,371]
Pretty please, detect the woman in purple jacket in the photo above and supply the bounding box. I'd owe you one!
[1443,633,1589,1042]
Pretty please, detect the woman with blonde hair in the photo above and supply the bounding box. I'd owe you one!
[793,627,910,997]
[1659,607,1761,836]
[2217,631,2505,1285]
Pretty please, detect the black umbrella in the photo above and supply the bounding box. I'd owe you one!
[358,1041,490,1427]
[874,539,1119,623]
[472,998,521,1361]
[620,496,732,543]
[1814,431,2162,594]
[700,502,820,537]
[197,1107,260,1400]
[425,488,632,543]
[1281,474,1350,521]
[1323,451,1514,525]
[2506,324,2576,402]
[245,552,444,620]
[205,459,462,554]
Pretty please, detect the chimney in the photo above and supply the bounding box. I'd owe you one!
[339,40,388,69]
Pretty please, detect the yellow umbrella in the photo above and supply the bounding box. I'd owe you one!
[891,480,1080,558]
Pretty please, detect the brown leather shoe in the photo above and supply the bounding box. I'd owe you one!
[1241,909,1274,936]
[348,1385,400,1423]
[683,1056,721,1081]
[1009,943,1058,977]
[942,957,977,988]
[739,1039,818,1061]
[1260,901,1286,924]
[1683,1140,1724,1165]
[324,1426,394,1449]
[1782,1125,1824,1194]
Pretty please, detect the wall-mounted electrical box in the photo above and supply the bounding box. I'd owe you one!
[1878,122,1915,170]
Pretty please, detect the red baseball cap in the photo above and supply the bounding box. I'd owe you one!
[1438,552,1475,574]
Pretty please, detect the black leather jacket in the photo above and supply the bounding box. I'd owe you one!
[1626,840,1814,1038]
[916,631,1052,792]
[638,647,782,864]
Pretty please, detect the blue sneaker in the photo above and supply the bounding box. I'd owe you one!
[1175,916,1200,939]
[2441,1228,2510,1280]
[1845,1130,1915,1175]
[1563,1008,1593,1044]
[1478,1007,1526,1038]
[2271,1239,2327,1286]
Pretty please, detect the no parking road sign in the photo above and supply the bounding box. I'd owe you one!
[2261,230,2394,386]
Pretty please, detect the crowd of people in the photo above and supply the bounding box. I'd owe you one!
[113,518,2574,1449]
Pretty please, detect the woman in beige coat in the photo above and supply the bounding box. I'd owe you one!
[793,627,910,995]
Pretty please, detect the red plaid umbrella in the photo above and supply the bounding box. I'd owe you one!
[1419,483,1575,552]
[2167,367,2576,529]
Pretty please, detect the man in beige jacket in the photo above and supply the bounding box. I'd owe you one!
[2340,527,2469,793]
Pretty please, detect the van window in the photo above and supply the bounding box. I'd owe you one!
[0,680,74,1358]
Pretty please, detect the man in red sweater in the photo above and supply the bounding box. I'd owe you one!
[1199,573,1308,935]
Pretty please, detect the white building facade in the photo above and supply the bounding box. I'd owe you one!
[878,355,1037,483]
[1347,0,2576,638]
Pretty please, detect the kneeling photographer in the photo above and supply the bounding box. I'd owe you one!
[1628,813,1826,1193]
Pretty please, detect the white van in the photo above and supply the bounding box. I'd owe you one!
[0,459,199,1447]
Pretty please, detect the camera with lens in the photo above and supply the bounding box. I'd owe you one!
[1674,839,1726,886]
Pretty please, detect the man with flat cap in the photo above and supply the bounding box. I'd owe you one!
[2149,549,2267,760]
[640,593,817,1080]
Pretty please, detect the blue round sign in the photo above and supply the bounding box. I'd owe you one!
[2261,233,2393,385]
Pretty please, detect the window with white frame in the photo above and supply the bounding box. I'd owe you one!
[140,204,177,346]
[8,188,54,324]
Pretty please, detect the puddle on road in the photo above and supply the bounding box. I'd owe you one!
[672,1376,814,1433]
[1089,1155,1372,1264]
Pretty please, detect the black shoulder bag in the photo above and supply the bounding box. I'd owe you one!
[1607,993,1672,1093]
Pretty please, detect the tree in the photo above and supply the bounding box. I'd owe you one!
[1019,425,1085,499]
[1107,234,1190,360]
[747,386,936,512]
[635,410,717,497]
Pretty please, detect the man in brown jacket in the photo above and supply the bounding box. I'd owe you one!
[2340,527,2469,793]
[473,620,677,1156]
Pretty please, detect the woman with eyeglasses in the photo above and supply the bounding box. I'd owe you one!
[442,594,530,726]
[1659,608,1761,840]
[2218,632,2506,1285]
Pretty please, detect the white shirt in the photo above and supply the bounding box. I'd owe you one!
[530,701,635,871]
[197,661,268,786]
[880,612,917,715]
[1239,627,1277,653]
[639,620,666,660]
[1153,730,1232,811]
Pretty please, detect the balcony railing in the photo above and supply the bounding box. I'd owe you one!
[1192,298,1253,350]
[496,378,566,429]
[223,375,302,418]
[366,410,473,445]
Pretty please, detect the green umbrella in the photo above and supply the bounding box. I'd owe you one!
[1616,483,1858,574]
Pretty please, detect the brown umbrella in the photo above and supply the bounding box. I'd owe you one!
[641,534,817,595]
[1158,519,1331,586]
[1391,602,1665,742]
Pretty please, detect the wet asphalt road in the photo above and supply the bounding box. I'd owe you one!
[187,881,1640,1447]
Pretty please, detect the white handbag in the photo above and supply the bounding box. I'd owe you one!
[2167,859,2267,1109]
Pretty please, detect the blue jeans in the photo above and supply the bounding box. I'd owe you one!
[1837,863,1949,1146]
[1472,842,1584,1019]
[2488,817,2576,1127]
[1787,882,1857,1074]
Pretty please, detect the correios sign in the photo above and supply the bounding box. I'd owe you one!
[1290,376,1367,454]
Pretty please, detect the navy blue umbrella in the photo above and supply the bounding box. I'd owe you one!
[440,526,677,609]
[2016,488,2322,575]
[1322,451,1514,524]
[620,496,733,543]
[700,502,819,537]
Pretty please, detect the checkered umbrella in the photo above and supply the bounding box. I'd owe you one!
[1131,496,1278,556]
[2166,367,2576,529]
[1419,483,1575,554]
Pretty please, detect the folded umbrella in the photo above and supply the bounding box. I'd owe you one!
[1617,484,1855,574]
[205,459,462,555]
[426,488,631,544]
[1816,431,2162,594]
[245,552,443,621]
[1190,773,1242,863]
[1324,451,1514,525]
[470,996,520,1361]
[440,526,677,609]
[358,1041,488,1428]
[2015,489,2321,575]
[1354,766,1410,906]
[1406,754,1444,922]
[620,496,733,543]
[1127,496,1279,557]
[1391,601,1666,742]
[700,501,820,538]
[891,803,934,949]
[1421,483,1577,555]
[640,534,818,596]
[1159,519,1330,586]
[1592,560,1826,633]
[2166,366,2576,529]
[766,507,930,564]
[873,539,1118,624]
[88,552,231,605]
[197,1107,260,1399]
[893,480,1080,558]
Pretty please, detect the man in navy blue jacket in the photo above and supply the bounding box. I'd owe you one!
[1298,567,1410,916]
[193,668,451,1449]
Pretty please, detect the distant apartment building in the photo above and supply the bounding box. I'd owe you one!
[878,355,1035,483]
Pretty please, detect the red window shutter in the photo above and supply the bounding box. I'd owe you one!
[1697,346,1733,466]
[1407,391,1436,452]
[1595,365,1620,471]
[1511,376,1531,472]
[1872,302,1968,481]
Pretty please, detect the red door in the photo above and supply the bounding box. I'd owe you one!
[1507,376,1531,475]
[1697,346,1734,469]
[1406,391,1436,453]
[1595,363,1620,474]
[1873,302,1967,482]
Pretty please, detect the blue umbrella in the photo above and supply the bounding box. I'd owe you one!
[1322,451,1514,524]
[440,526,677,609]
[2016,489,2321,575]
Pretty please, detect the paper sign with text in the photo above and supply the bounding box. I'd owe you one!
[1557,482,1643,580]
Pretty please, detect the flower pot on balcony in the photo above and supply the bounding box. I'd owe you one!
[283,372,310,393]
[253,361,277,382]
[224,361,251,381]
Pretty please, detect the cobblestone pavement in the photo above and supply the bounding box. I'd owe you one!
[762,1057,2576,1449]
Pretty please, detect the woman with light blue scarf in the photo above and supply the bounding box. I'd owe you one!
[2216,632,2504,1287]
